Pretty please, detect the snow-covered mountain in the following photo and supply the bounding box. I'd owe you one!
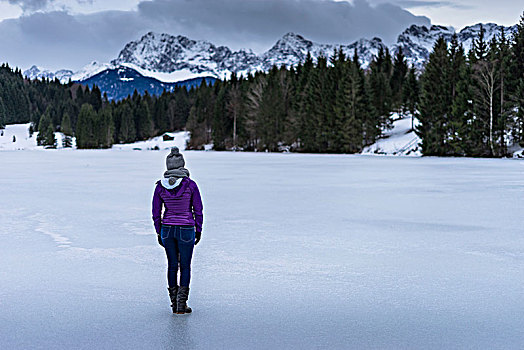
[108,22,516,79]
[24,65,74,82]
[111,31,387,79]
[393,25,455,67]
[23,22,518,85]
[23,62,112,83]
[392,23,516,68]
[81,66,215,101]
[260,33,386,70]
[111,32,264,80]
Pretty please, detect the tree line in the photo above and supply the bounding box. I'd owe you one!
[1,14,523,156]
[419,21,524,156]
[0,65,191,149]
[186,17,524,156]
[185,46,416,153]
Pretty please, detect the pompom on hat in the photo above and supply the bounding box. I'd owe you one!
[166,146,185,170]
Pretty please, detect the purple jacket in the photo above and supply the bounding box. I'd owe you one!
[152,177,203,234]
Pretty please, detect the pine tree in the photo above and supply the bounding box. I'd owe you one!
[368,47,393,133]
[61,113,73,148]
[446,38,471,156]
[136,100,154,140]
[514,80,524,146]
[37,108,52,146]
[75,85,84,104]
[0,96,5,129]
[402,65,419,131]
[90,85,103,111]
[511,12,524,147]
[186,80,215,149]
[474,24,488,61]
[496,28,512,155]
[449,34,463,100]
[448,46,473,156]
[418,37,452,156]
[298,56,328,152]
[212,82,229,150]
[96,108,114,148]
[76,103,96,149]
[227,82,243,150]
[44,124,56,148]
[390,48,408,113]
[118,102,136,143]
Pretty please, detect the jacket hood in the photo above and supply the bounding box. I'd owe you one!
[161,177,183,189]
[158,177,190,197]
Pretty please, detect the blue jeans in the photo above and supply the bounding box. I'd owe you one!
[161,225,195,288]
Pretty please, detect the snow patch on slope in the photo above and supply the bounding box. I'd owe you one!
[0,124,37,150]
[70,61,114,82]
[362,114,421,156]
[513,148,524,158]
[119,62,214,83]
[0,123,76,150]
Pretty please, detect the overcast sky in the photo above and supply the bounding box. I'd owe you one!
[0,0,521,71]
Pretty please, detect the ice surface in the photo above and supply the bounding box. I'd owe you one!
[0,151,523,349]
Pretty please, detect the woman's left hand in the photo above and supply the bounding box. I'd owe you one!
[157,233,164,247]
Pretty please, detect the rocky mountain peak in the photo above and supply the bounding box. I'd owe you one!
[24,21,519,85]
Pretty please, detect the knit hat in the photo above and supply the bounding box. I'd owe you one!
[166,147,185,170]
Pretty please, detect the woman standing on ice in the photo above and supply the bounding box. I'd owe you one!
[152,147,203,314]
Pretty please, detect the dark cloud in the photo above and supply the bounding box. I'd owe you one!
[395,0,449,7]
[0,0,431,70]
[0,10,146,70]
[5,0,53,11]
[368,0,472,9]
[2,0,95,12]
[136,0,430,51]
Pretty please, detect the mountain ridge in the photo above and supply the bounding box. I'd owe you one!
[24,21,517,85]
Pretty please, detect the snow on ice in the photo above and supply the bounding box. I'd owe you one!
[0,148,523,349]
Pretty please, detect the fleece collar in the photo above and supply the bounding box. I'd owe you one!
[160,177,183,189]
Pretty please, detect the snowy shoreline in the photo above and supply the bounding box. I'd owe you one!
[2,122,523,158]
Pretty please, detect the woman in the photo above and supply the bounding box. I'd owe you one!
[152,147,203,314]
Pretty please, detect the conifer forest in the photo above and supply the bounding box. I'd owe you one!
[1,16,523,157]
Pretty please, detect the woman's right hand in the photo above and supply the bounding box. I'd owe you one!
[195,231,201,245]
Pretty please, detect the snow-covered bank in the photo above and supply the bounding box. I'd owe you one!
[2,122,523,158]
[0,123,38,150]
[513,148,524,158]
[0,124,187,151]
[362,114,421,156]
[0,123,75,150]
[112,131,189,151]
[0,151,523,349]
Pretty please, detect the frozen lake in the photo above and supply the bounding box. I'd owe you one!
[0,150,523,349]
